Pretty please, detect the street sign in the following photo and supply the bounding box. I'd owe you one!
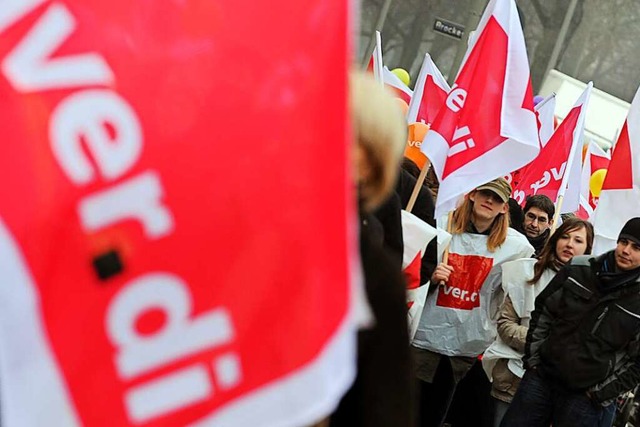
[433,17,465,40]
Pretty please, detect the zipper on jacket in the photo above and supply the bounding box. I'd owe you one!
[591,307,609,334]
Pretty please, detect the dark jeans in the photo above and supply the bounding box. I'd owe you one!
[599,402,615,427]
[500,368,605,427]
[418,355,457,427]
[445,361,493,427]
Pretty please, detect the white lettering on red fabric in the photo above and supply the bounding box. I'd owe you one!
[530,161,567,194]
[50,89,142,184]
[445,86,467,113]
[448,126,475,157]
[2,4,114,92]
[1,2,243,423]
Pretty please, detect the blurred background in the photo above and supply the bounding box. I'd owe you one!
[357,0,640,150]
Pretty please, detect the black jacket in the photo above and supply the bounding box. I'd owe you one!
[524,252,640,403]
[330,211,414,427]
[373,192,404,272]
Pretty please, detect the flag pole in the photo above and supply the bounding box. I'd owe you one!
[534,92,556,112]
[405,163,430,213]
[360,0,395,68]
[550,195,564,234]
[442,210,454,265]
[437,210,455,287]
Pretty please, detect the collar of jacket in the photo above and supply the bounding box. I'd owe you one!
[591,251,640,293]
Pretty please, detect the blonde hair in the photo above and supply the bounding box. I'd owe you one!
[350,71,406,211]
[450,191,509,252]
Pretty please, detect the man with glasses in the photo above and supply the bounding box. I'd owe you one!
[522,195,555,256]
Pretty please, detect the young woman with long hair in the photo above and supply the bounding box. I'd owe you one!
[482,218,594,427]
[412,178,534,427]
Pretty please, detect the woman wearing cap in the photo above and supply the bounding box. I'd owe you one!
[482,218,594,427]
[412,177,534,427]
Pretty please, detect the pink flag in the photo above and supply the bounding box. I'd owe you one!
[407,53,451,125]
[592,87,640,253]
[383,66,413,105]
[421,0,539,217]
[514,83,592,211]
[578,142,611,219]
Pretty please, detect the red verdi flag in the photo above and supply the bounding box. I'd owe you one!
[514,83,592,211]
[0,1,355,426]
[421,0,539,217]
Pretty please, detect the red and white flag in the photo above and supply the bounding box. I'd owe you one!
[0,1,355,426]
[383,66,413,105]
[402,211,452,340]
[407,53,450,126]
[367,32,410,104]
[514,83,592,211]
[505,93,556,199]
[421,0,539,217]
[401,211,436,291]
[578,141,611,220]
[592,87,640,254]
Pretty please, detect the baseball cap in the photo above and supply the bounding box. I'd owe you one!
[475,177,512,203]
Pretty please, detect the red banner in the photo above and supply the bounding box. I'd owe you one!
[0,1,354,426]
[436,253,493,310]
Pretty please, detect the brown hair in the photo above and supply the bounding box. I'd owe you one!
[528,217,594,284]
[450,190,509,252]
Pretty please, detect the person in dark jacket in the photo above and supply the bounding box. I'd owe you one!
[522,195,555,256]
[328,70,414,427]
[501,217,640,427]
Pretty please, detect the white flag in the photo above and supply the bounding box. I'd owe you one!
[535,93,556,147]
[592,86,640,254]
[382,66,413,105]
[578,141,610,220]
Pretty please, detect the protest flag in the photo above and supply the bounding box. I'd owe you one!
[514,83,592,214]
[505,93,556,197]
[592,86,640,254]
[407,53,451,126]
[0,1,356,426]
[382,65,413,105]
[421,0,539,217]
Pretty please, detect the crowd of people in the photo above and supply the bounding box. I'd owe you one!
[327,72,640,427]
